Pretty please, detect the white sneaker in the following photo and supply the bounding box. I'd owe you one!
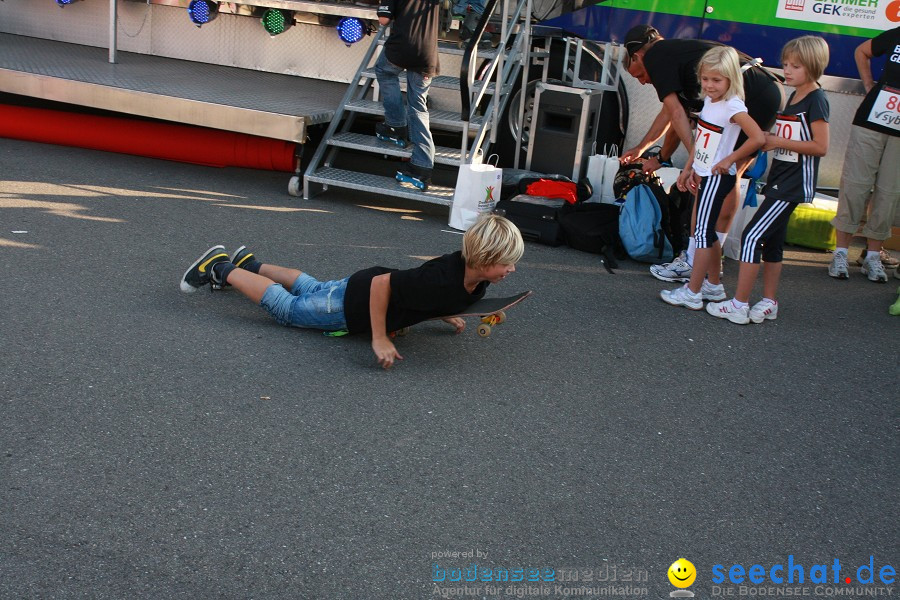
[706,299,750,324]
[828,252,849,279]
[700,279,726,301]
[749,299,778,323]
[856,248,899,268]
[660,284,703,310]
[650,252,692,282]
[861,256,888,283]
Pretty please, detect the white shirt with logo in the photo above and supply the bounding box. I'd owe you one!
[691,96,748,177]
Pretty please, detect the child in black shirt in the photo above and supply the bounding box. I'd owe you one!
[180,215,524,368]
[706,36,830,325]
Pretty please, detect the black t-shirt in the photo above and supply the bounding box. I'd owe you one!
[643,38,719,113]
[343,251,487,334]
[378,0,441,77]
[852,26,900,137]
[762,88,830,204]
[642,38,780,129]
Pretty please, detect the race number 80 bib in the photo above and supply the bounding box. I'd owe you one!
[773,114,803,163]
[693,118,723,171]
[867,85,900,132]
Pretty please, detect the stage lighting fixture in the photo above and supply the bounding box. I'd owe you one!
[261,8,293,36]
[336,17,367,46]
[187,0,218,27]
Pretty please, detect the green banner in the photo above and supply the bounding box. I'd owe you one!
[604,0,897,37]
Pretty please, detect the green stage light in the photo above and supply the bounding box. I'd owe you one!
[261,9,293,36]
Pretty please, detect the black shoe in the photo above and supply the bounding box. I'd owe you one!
[230,245,257,270]
[375,122,409,148]
[396,163,433,191]
[180,245,230,293]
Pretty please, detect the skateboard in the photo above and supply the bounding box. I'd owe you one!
[395,290,532,338]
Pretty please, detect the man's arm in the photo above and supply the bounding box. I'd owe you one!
[370,274,403,368]
[621,105,670,163]
[662,93,695,151]
[854,39,875,93]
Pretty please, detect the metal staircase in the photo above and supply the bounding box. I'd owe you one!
[295,0,536,205]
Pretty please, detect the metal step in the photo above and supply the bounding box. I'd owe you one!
[376,39,500,60]
[306,167,455,206]
[344,99,484,131]
[359,68,495,95]
[328,132,462,166]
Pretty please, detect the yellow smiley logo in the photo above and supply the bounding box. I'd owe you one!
[668,558,697,588]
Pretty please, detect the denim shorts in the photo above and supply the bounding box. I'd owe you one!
[259,274,348,331]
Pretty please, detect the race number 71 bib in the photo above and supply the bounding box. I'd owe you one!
[867,85,900,132]
[693,118,723,171]
[772,114,803,162]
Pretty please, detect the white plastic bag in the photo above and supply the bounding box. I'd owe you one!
[584,143,607,203]
[449,151,502,231]
[600,144,619,203]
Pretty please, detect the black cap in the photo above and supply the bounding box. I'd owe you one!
[624,24,660,56]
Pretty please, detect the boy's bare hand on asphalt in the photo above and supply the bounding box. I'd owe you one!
[441,317,465,334]
[372,338,403,369]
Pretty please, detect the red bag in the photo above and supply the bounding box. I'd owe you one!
[524,179,578,204]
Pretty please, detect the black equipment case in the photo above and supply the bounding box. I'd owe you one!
[494,195,567,246]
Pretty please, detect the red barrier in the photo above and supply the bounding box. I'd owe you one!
[0,104,297,172]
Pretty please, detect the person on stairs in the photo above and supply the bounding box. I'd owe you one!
[375,0,441,190]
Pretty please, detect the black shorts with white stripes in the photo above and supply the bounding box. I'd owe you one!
[740,197,798,263]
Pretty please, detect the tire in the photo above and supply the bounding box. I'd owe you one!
[479,38,629,169]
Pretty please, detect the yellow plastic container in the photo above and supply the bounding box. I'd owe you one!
[786,204,837,251]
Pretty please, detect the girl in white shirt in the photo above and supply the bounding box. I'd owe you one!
[662,45,765,311]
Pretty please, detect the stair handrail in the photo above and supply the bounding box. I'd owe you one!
[303,25,387,183]
[458,0,531,162]
[459,0,529,121]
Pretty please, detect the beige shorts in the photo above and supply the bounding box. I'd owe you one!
[833,125,900,241]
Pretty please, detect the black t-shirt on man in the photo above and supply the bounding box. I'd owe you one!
[343,251,487,334]
[852,26,900,137]
[642,38,782,131]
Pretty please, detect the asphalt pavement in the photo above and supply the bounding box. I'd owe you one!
[1,137,897,599]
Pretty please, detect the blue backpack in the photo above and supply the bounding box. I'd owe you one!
[619,183,673,264]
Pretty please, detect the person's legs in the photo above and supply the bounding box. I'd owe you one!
[688,174,731,293]
[374,52,409,146]
[259,264,304,288]
[662,175,730,309]
[404,69,435,171]
[249,272,349,330]
[761,261,784,300]
[833,126,885,244]
[180,245,230,293]
[860,134,900,257]
[226,268,279,305]
[751,202,794,321]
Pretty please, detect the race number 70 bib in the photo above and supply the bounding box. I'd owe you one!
[867,86,900,132]
[693,118,723,171]
[772,114,803,163]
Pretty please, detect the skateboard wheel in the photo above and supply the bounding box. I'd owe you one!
[496,311,506,324]
[397,327,410,337]
[477,324,491,337]
[288,175,301,197]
